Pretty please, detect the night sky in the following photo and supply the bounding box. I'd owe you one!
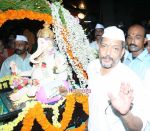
[63,0,150,25]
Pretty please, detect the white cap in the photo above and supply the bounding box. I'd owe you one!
[146,34,150,40]
[16,35,28,42]
[102,26,125,42]
[95,23,104,29]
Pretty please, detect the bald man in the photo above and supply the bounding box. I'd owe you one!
[123,24,150,80]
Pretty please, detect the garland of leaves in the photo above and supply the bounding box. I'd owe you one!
[0,0,51,14]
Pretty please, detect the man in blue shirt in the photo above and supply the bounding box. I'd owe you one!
[0,35,32,78]
[123,24,150,80]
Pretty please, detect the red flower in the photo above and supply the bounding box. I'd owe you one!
[42,62,47,68]
[17,85,23,90]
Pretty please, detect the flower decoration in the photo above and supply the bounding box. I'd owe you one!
[0,9,52,27]
[0,93,88,131]
[11,76,29,90]
[0,1,91,130]
[51,2,95,88]
[0,1,95,88]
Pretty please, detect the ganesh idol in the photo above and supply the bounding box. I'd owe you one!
[10,23,69,104]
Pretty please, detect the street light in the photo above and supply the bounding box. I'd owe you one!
[79,0,86,10]
[78,13,85,19]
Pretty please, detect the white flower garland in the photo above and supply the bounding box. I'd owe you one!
[42,98,65,128]
[51,3,77,88]
[51,2,95,88]
[61,6,94,69]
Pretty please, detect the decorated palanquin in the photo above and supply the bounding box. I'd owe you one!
[0,0,95,130]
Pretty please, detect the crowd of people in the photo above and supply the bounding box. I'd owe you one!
[0,22,150,131]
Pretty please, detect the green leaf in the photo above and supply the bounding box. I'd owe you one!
[58,7,67,27]
[0,0,51,14]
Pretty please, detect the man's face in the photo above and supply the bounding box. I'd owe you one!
[99,37,124,69]
[14,41,27,55]
[127,25,146,53]
[95,28,104,40]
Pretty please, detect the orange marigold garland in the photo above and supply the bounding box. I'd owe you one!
[75,93,89,115]
[21,94,88,131]
[34,103,57,131]
[0,9,52,27]
[21,102,56,131]
[59,94,76,130]
[21,103,37,131]
[61,28,88,80]
[66,93,88,131]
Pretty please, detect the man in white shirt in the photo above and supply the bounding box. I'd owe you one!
[0,35,32,78]
[87,26,147,131]
[90,23,104,58]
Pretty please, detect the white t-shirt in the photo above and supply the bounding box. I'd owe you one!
[87,59,147,131]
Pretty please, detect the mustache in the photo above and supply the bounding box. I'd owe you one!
[15,49,22,52]
[96,35,101,36]
[102,55,113,61]
[14,49,23,55]
[129,43,137,47]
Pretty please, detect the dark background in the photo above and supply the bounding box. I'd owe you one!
[62,0,150,41]
[63,0,150,28]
